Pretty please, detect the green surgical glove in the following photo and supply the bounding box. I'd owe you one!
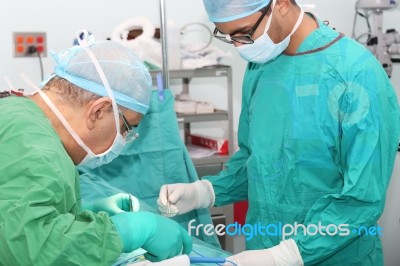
[82,193,140,216]
[110,211,192,262]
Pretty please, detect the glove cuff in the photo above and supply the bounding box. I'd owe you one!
[269,239,304,266]
[110,212,155,253]
[110,213,134,253]
[195,180,215,209]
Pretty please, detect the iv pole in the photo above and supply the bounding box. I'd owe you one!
[159,0,170,89]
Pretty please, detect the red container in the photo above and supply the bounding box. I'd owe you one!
[190,134,229,155]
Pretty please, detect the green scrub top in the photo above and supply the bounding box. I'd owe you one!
[0,96,123,265]
[204,16,400,265]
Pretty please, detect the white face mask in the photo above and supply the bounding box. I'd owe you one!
[32,87,127,169]
[78,134,126,168]
[22,30,127,169]
[237,0,304,64]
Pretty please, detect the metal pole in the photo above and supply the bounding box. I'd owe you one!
[159,0,170,89]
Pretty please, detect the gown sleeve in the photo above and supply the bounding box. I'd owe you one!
[202,70,253,206]
[294,58,400,264]
[0,101,123,265]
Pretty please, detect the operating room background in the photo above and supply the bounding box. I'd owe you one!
[1,0,399,264]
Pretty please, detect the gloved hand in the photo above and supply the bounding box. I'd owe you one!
[157,180,215,217]
[223,239,303,266]
[110,212,192,262]
[82,193,140,216]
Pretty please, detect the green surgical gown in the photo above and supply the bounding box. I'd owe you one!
[0,96,123,265]
[204,16,400,265]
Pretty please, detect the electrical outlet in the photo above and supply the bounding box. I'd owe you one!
[13,32,47,57]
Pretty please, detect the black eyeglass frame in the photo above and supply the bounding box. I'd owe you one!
[213,4,271,45]
[118,109,139,142]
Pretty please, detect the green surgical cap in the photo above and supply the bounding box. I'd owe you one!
[203,0,271,22]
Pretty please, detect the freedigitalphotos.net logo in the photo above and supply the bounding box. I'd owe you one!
[188,220,383,241]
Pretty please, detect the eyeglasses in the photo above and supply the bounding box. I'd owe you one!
[118,109,139,142]
[213,6,270,45]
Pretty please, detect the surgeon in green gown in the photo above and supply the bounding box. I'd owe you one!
[158,0,400,265]
[0,31,191,265]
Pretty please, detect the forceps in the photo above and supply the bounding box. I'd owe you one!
[166,185,171,215]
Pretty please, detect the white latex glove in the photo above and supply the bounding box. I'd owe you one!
[224,239,303,266]
[157,180,215,217]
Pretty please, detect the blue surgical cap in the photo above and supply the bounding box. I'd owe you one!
[42,36,152,114]
[203,0,271,23]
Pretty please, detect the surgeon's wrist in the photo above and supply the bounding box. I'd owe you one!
[268,239,303,266]
[196,180,215,209]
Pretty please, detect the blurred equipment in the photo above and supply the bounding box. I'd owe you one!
[190,134,229,155]
[1,77,25,98]
[353,0,400,77]
[73,31,93,46]
[111,17,163,69]
[180,22,232,69]
[174,93,215,114]
[180,23,212,53]
[111,17,231,70]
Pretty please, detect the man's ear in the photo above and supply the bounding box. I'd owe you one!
[86,98,113,130]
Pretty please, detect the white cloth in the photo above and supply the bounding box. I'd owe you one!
[225,239,303,266]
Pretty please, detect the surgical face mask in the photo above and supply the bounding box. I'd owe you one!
[32,86,127,169]
[22,31,128,169]
[236,0,304,64]
[79,133,126,168]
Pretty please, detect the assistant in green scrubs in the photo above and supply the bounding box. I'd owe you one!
[158,0,400,264]
[204,15,400,265]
